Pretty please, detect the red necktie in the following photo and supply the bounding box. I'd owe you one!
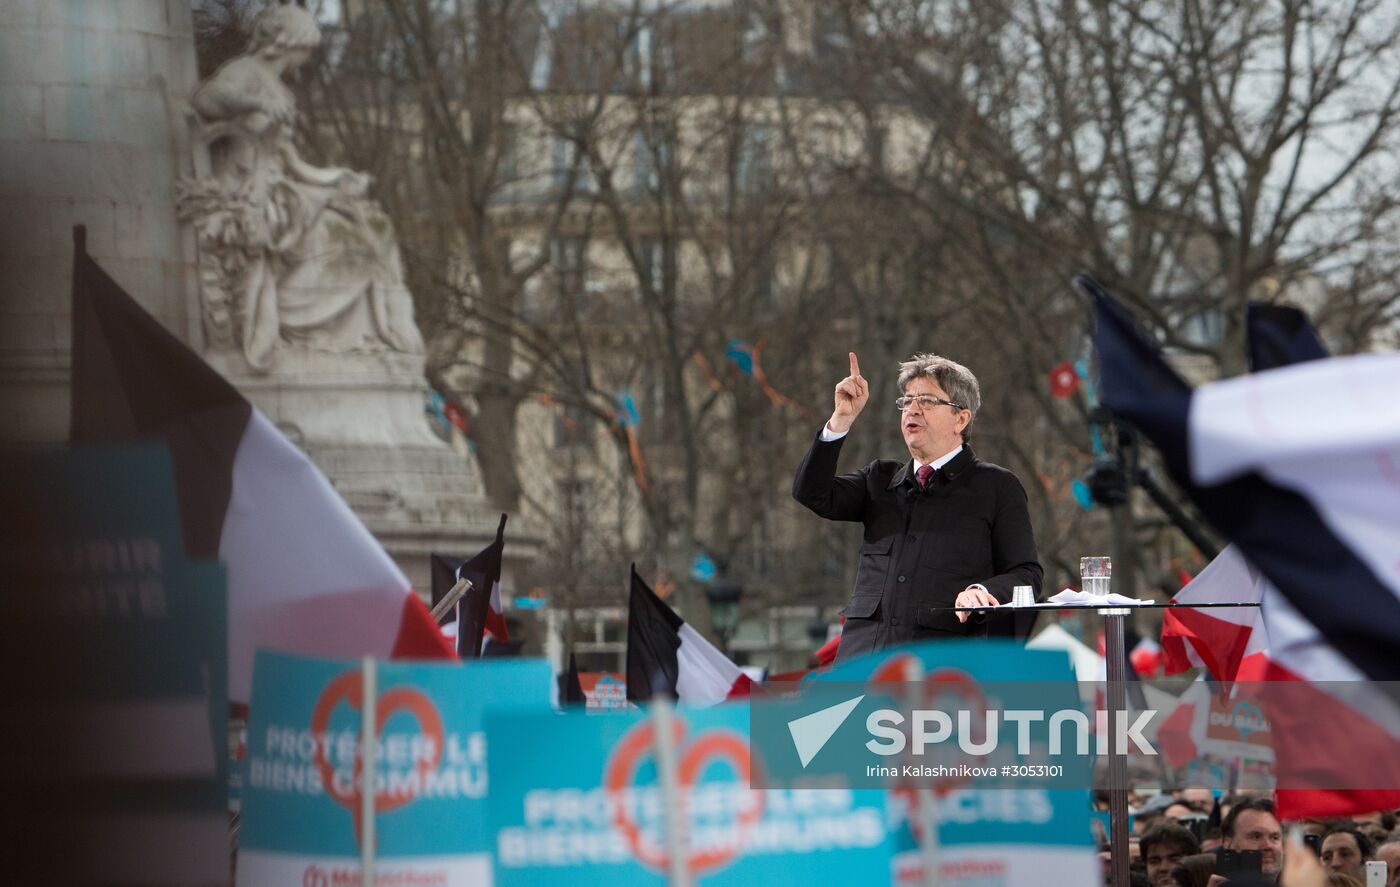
[917,465,934,489]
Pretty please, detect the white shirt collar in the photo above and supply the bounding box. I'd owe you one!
[914,444,963,474]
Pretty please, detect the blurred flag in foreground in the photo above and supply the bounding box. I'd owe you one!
[1087,274,1400,816]
[69,227,452,702]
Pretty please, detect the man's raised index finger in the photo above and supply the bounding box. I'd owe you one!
[849,352,861,378]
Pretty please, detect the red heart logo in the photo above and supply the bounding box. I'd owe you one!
[309,670,445,844]
[603,717,764,875]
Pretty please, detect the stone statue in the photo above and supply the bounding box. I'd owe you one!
[178,5,423,372]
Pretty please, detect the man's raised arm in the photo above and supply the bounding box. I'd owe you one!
[793,352,871,521]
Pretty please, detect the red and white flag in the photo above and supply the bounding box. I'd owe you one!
[70,231,454,703]
[625,565,752,704]
[1161,545,1268,681]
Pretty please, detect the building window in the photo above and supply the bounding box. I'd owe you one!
[496,122,519,183]
[624,20,654,89]
[637,235,674,297]
[638,375,668,442]
[749,511,773,574]
[552,130,593,193]
[739,7,768,64]
[554,360,593,447]
[552,134,574,188]
[562,476,595,526]
[634,124,675,194]
[553,404,590,447]
[737,123,773,194]
[1179,306,1225,347]
[654,28,676,84]
[529,8,558,91]
[753,248,775,306]
[551,235,588,296]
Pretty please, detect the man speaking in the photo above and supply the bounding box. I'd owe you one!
[793,352,1042,662]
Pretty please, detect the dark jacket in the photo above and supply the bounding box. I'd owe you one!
[793,430,1042,662]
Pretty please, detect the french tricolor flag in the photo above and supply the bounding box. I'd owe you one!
[431,517,512,658]
[69,230,454,704]
[625,565,753,704]
[1087,275,1400,817]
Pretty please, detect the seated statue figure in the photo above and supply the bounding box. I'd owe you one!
[179,5,424,372]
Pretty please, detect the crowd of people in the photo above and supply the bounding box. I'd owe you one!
[1100,791,1400,886]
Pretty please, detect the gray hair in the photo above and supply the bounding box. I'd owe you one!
[897,353,980,441]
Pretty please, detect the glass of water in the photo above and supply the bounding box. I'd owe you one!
[1081,556,1124,614]
[1080,556,1111,598]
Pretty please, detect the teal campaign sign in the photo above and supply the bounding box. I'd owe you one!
[486,703,894,886]
[810,638,1073,684]
[237,651,553,887]
[806,640,1099,885]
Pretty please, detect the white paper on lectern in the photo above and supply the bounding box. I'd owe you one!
[1048,589,1148,606]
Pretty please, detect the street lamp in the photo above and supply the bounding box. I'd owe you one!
[703,576,743,654]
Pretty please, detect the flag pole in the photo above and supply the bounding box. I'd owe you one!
[906,659,941,887]
[1104,613,1132,887]
[360,656,378,887]
[650,699,692,887]
[917,789,941,887]
[430,578,471,623]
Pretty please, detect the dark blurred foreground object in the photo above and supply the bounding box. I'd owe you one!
[0,446,229,885]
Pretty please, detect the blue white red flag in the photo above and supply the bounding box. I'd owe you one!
[1086,275,1400,816]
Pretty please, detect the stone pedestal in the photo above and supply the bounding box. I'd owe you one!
[206,348,537,591]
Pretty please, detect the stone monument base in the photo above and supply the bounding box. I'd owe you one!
[205,348,539,594]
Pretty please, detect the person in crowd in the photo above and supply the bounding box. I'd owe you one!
[1170,853,1218,887]
[1200,827,1225,852]
[1137,793,1178,832]
[1177,788,1215,811]
[1352,810,1397,834]
[1373,839,1400,887]
[1221,796,1284,880]
[1320,827,1374,882]
[1166,802,1199,821]
[1359,822,1392,850]
[1142,823,1204,886]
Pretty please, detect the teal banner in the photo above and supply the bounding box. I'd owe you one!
[805,641,1100,885]
[238,651,553,886]
[486,702,893,886]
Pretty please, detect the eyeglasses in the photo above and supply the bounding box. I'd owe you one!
[895,395,965,412]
